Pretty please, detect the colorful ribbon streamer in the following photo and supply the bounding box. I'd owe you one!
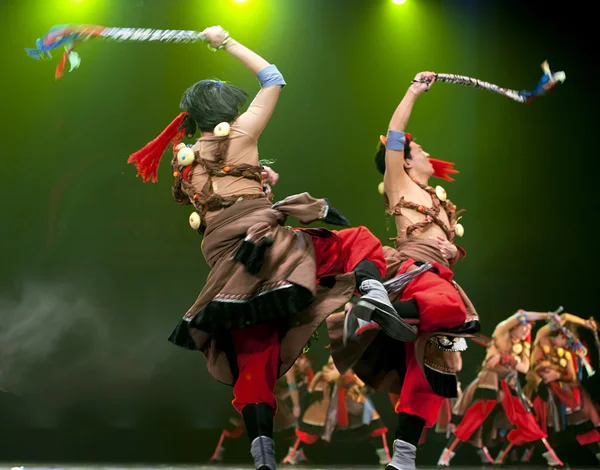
[26,24,208,79]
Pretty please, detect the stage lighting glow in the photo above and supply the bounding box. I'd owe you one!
[234,0,248,3]
[392,0,407,4]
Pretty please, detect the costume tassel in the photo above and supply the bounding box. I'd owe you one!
[430,158,459,182]
[127,112,186,183]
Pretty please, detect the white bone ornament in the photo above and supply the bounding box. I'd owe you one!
[454,223,464,237]
[378,182,385,195]
[435,185,447,201]
[177,147,195,166]
[214,122,231,137]
[189,212,201,230]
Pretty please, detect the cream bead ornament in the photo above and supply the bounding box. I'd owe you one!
[378,182,385,195]
[435,185,447,202]
[189,212,201,230]
[454,223,465,237]
[177,147,195,167]
[214,122,231,137]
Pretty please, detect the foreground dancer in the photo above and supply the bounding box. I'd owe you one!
[209,355,314,464]
[283,355,391,466]
[124,26,414,470]
[328,71,479,470]
[438,310,560,467]
[525,313,600,467]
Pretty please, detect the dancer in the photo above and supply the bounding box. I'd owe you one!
[209,354,314,464]
[124,26,414,470]
[438,310,559,467]
[524,313,600,467]
[327,71,479,470]
[282,355,391,466]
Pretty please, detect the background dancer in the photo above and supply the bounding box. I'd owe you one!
[525,312,600,467]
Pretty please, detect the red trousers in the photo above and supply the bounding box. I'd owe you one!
[393,259,468,426]
[454,380,546,446]
[533,384,600,446]
[231,226,386,414]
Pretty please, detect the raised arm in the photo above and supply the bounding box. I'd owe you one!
[560,313,598,331]
[383,71,435,187]
[494,310,552,338]
[202,26,285,140]
[534,324,552,344]
[285,368,301,417]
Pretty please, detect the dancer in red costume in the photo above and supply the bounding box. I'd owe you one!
[437,310,561,467]
[524,312,600,467]
[126,25,414,470]
[327,71,479,470]
[282,355,391,466]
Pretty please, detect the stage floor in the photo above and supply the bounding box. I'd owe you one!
[0,466,592,470]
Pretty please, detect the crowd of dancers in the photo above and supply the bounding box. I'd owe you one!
[206,311,600,468]
[29,20,590,470]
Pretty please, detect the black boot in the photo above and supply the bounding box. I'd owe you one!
[242,403,276,470]
[352,260,417,342]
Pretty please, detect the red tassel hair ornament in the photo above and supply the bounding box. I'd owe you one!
[429,158,459,182]
[127,112,187,183]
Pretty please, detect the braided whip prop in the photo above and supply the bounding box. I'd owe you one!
[25,25,209,79]
[413,61,566,103]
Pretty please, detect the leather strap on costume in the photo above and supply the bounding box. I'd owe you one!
[387,178,466,262]
[181,148,272,233]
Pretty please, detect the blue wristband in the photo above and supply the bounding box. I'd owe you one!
[516,310,528,325]
[257,64,286,88]
[386,130,406,151]
[288,382,298,391]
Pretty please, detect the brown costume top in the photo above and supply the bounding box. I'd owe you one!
[168,90,355,385]
[300,360,384,441]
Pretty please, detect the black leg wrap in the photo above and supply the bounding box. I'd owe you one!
[322,198,351,226]
[425,365,459,398]
[395,412,426,447]
[354,259,383,288]
[233,237,274,274]
[242,403,274,442]
[392,298,419,320]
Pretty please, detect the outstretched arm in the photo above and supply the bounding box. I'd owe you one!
[204,27,285,140]
[560,313,598,331]
[494,311,552,337]
[384,71,435,186]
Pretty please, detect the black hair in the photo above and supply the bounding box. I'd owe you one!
[180,79,249,132]
[375,137,413,175]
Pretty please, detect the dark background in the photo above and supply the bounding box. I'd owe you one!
[0,0,598,466]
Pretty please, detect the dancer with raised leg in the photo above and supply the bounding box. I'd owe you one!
[328,71,480,470]
[122,26,414,470]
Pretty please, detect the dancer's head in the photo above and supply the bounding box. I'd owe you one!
[511,322,532,341]
[180,79,248,132]
[296,354,311,374]
[375,136,434,181]
[549,329,568,348]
